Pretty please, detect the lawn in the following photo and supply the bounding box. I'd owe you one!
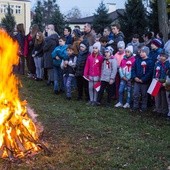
[1,75,170,170]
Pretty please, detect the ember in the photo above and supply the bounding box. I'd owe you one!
[0,29,47,159]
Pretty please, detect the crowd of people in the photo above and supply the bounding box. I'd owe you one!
[12,22,170,120]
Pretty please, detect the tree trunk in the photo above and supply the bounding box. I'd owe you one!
[157,0,169,42]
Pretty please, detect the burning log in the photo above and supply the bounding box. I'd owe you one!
[0,29,49,159]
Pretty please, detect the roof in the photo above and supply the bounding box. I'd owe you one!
[68,9,125,24]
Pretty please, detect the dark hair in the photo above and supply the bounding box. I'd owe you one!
[99,36,109,43]
[104,26,111,32]
[111,23,121,30]
[59,36,66,42]
[144,32,152,39]
[74,25,80,30]
[157,32,163,39]
[132,34,139,39]
[17,23,25,36]
[67,44,74,50]
[64,26,72,33]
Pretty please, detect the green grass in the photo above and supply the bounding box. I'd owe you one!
[1,75,170,170]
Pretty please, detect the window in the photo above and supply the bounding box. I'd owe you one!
[15,5,21,14]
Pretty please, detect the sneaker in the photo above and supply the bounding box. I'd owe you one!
[123,103,130,108]
[115,102,123,108]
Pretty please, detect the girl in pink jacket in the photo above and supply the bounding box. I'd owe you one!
[84,42,103,105]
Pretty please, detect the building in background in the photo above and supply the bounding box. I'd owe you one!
[68,3,124,31]
[0,0,31,34]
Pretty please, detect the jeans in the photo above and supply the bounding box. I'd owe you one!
[53,66,64,91]
[118,80,132,104]
[63,76,74,97]
[34,57,43,79]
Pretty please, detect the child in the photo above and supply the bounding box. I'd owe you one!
[164,72,170,120]
[75,39,90,101]
[115,45,135,108]
[96,46,117,106]
[131,46,154,112]
[113,41,126,99]
[61,45,77,100]
[51,36,68,94]
[153,51,169,116]
[84,42,103,105]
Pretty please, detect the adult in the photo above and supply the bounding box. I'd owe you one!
[63,26,73,45]
[24,24,39,78]
[14,23,25,75]
[164,33,170,58]
[43,24,59,85]
[72,29,82,55]
[83,23,96,52]
[127,34,140,55]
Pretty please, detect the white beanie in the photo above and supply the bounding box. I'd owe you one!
[105,46,114,55]
[117,41,125,49]
[125,45,133,54]
[93,42,101,50]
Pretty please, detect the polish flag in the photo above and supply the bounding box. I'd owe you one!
[147,78,162,96]
[94,82,101,92]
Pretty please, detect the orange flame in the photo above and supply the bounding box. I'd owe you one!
[0,29,39,158]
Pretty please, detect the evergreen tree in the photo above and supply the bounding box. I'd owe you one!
[32,0,44,31]
[49,4,66,35]
[147,0,159,34]
[119,0,148,42]
[43,0,59,25]
[92,1,112,34]
[1,4,16,34]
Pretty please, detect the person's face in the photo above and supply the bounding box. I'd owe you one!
[125,50,131,57]
[105,51,111,58]
[140,51,147,58]
[151,43,157,50]
[36,33,40,39]
[84,24,90,33]
[59,39,65,46]
[72,32,75,38]
[103,29,110,36]
[67,48,74,56]
[80,45,86,52]
[111,26,119,34]
[93,47,99,54]
[160,55,166,62]
[118,47,124,53]
[132,37,139,43]
[64,28,70,36]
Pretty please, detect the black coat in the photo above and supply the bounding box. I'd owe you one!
[43,34,59,69]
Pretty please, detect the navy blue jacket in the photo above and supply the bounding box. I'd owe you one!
[153,60,170,82]
[131,57,154,83]
[149,48,162,63]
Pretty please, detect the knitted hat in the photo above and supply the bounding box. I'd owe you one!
[125,45,133,54]
[141,46,150,56]
[93,42,101,50]
[151,38,162,48]
[117,41,125,49]
[105,46,114,55]
[160,50,169,58]
[73,29,82,37]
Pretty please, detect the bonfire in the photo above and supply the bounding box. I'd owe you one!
[0,29,47,160]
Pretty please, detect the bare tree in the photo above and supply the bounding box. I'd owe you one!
[157,0,169,41]
[66,6,82,20]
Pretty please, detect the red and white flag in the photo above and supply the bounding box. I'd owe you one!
[94,82,101,92]
[147,78,162,97]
